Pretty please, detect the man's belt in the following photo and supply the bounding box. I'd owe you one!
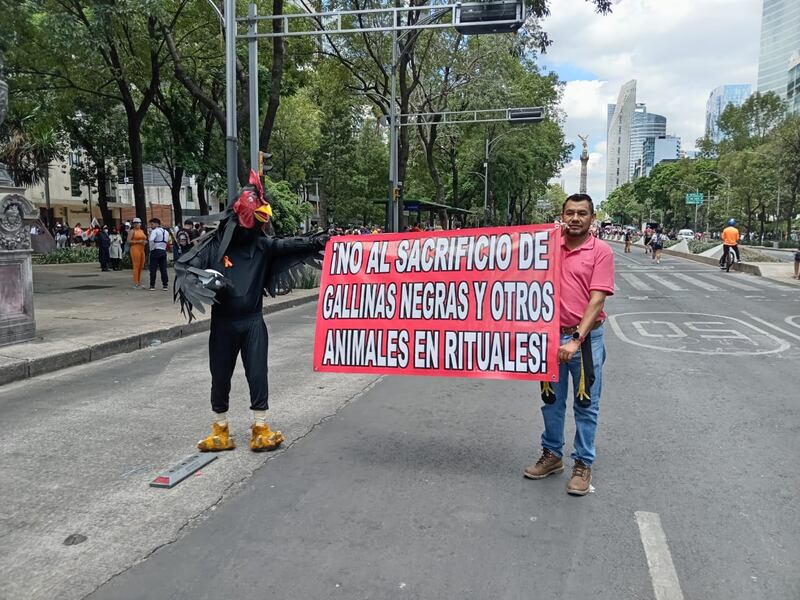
[559,320,603,335]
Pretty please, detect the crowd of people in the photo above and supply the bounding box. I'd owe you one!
[50,217,207,289]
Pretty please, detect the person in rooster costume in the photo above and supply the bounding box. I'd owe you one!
[174,170,328,452]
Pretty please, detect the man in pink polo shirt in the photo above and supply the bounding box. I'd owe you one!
[524,193,615,496]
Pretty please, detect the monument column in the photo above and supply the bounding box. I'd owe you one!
[0,55,38,346]
[578,135,589,194]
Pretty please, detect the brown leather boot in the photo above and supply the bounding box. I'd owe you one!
[523,448,564,479]
[566,460,592,496]
[250,423,285,452]
[197,422,236,452]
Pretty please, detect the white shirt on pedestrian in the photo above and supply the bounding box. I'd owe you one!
[149,227,169,251]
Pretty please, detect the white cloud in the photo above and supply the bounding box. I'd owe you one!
[542,0,762,202]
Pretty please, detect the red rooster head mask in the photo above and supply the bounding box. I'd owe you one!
[232,170,273,229]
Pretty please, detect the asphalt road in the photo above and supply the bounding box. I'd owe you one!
[2,244,799,600]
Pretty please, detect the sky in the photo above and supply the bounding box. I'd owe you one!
[538,0,763,203]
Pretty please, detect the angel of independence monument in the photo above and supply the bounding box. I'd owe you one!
[0,57,38,346]
[578,134,589,194]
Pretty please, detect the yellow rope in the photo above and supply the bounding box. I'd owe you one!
[577,354,591,402]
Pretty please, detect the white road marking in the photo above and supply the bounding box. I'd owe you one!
[635,511,685,600]
[785,316,800,331]
[671,273,722,291]
[701,274,760,291]
[742,312,800,342]
[608,312,790,355]
[645,274,687,291]
[621,273,655,291]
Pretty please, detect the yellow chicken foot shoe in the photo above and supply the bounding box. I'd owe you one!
[197,422,236,452]
[250,423,284,452]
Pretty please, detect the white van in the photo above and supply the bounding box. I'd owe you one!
[677,229,694,240]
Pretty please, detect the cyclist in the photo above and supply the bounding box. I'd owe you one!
[719,218,741,270]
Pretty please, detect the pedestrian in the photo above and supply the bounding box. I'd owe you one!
[96,225,111,271]
[524,193,615,496]
[174,171,328,453]
[73,222,83,246]
[624,229,632,253]
[651,228,666,264]
[121,221,130,254]
[175,220,194,257]
[794,241,800,280]
[128,218,147,288]
[109,227,123,271]
[191,222,202,241]
[643,225,652,254]
[147,217,169,291]
[55,224,68,249]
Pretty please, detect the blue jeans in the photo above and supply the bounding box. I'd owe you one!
[540,326,606,466]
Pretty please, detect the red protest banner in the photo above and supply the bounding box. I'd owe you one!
[313,224,561,381]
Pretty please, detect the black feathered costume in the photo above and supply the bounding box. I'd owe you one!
[174,171,327,451]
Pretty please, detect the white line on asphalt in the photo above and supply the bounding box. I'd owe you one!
[742,312,800,342]
[620,273,655,291]
[785,316,800,331]
[671,273,722,291]
[701,274,760,291]
[635,511,685,600]
[645,274,687,291]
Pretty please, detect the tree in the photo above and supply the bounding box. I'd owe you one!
[0,116,65,229]
[271,89,322,184]
[716,92,785,153]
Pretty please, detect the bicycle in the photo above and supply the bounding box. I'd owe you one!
[721,247,739,272]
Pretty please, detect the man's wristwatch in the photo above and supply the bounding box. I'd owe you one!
[571,331,584,344]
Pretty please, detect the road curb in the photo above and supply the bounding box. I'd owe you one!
[0,292,319,387]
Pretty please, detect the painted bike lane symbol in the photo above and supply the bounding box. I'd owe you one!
[609,312,789,355]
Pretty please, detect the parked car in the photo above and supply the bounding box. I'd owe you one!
[677,229,694,240]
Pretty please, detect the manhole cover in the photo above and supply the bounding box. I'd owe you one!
[70,285,114,290]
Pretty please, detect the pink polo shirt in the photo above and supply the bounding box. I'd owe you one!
[560,234,615,327]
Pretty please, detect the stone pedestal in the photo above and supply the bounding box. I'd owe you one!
[0,190,37,346]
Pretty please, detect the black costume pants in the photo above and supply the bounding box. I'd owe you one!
[209,313,269,413]
[149,249,168,288]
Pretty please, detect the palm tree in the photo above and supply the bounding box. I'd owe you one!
[0,120,64,229]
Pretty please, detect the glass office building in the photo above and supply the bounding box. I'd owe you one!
[788,54,800,114]
[605,80,637,197]
[705,85,752,143]
[757,0,800,100]
[629,108,666,180]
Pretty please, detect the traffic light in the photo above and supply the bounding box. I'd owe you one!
[258,151,273,175]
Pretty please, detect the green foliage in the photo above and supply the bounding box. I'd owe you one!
[687,241,717,254]
[34,247,98,264]
[6,0,610,230]
[265,178,312,235]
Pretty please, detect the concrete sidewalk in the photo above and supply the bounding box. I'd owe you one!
[0,262,319,385]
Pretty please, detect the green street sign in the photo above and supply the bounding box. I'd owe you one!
[685,193,704,205]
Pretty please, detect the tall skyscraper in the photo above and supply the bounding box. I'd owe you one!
[605,80,637,197]
[757,0,800,101]
[788,52,800,114]
[705,84,752,143]
[629,107,666,179]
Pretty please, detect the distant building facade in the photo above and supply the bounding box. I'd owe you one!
[605,80,637,197]
[629,107,666,179]
[788,53,800,114]
[705,84,752,143]
[757,0,800,101]
[632,135,681,180]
